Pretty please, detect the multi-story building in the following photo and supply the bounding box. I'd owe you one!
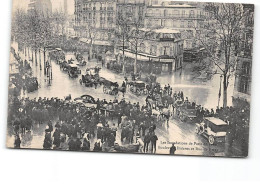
[116,0,146,26]
[233,4,254,106]
[28,0,52,16]
[144,0,205,50]
[74,0,117,58]
[119,28,184,74]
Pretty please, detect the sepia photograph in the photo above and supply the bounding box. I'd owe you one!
[6,0,254,158]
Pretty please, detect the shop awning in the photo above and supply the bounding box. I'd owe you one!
[119,49,173,64]
[119,50,151,61]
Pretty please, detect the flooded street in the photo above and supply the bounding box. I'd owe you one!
[7,42,233,156]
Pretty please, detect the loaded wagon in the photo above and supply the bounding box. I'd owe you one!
[68,64,81,78]
[129,81,147,96]
[101,79,119,96]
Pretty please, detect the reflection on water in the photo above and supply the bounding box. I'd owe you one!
[157,67,234,109]
[12,41,234,110]
[8,42,231,156]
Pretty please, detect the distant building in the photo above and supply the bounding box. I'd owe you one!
[119,28,183,74]
[74,0,117,58]
[144,0,205,50]
[28,0,52,16]
[233,4,254,106]
[116,0,146,26]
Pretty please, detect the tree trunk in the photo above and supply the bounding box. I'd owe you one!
[134,44,138,75]
[44,48,46,75]
[32,49,34,63]
[39,49,42,70]
[122,54,125,74]
[223,74,228,108]
[134,53,137,75]
[35,49,37,65]
[122,40,125,74]
[90,44,93,60]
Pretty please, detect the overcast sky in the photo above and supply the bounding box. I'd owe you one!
[12,0,75,15]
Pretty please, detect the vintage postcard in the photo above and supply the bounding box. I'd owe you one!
[7,0,254,157]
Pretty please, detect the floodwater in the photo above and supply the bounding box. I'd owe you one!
[7,42,234,156]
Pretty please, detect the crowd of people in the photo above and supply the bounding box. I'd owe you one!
[9,95,164,153]
[9,48,39,97]
[8,48,250,156]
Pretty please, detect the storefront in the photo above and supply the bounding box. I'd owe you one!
[118,49,175,74]
[79,38,114,61]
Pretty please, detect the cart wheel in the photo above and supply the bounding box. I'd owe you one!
[195,127,199,134]
[208,136,215,145]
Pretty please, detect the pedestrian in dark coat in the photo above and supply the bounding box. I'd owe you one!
[143,133,150,153]
[68,138,77,151]
[53,129,61,149]
[14,135,21,148]
[75,138,82,151]
[26,116,33,131]
[82,137,90,151]
[43,132,52,149]
[150,133,158,153]
[170,143,176,155]
[108,133,115,147]
[47,121,53,133]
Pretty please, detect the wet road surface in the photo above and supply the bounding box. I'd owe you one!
[7,44,231,156]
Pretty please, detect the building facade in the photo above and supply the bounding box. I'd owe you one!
[119,28,183,74]
[233,4,254,106]
[144,0,204,50]
[28,0,52,16]
[74,0,117,58]
[116,0,146,26]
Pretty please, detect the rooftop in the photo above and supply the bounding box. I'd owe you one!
[205,117,228,126]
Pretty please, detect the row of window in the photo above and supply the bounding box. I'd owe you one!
[146,19,196,28]
[146,9,199,17]
[132,42,183,57]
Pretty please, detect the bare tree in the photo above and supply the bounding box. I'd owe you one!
[86,24,98,60]
[115,10,131,73]
[128,14,150,75]
[196,3,245,107]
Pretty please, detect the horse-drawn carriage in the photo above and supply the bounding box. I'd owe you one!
[129,81,147,96]
[75,53,84,61]
[49,48,65,64]
[80,73,100,87]
[79,68,101,87]
[68,64,81,78]
[60,61,70,71]
[101,79,119,96]
[77,59,87,67]
[74,95,97,110]
[174,100,197,123]
[25,77,39,93]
